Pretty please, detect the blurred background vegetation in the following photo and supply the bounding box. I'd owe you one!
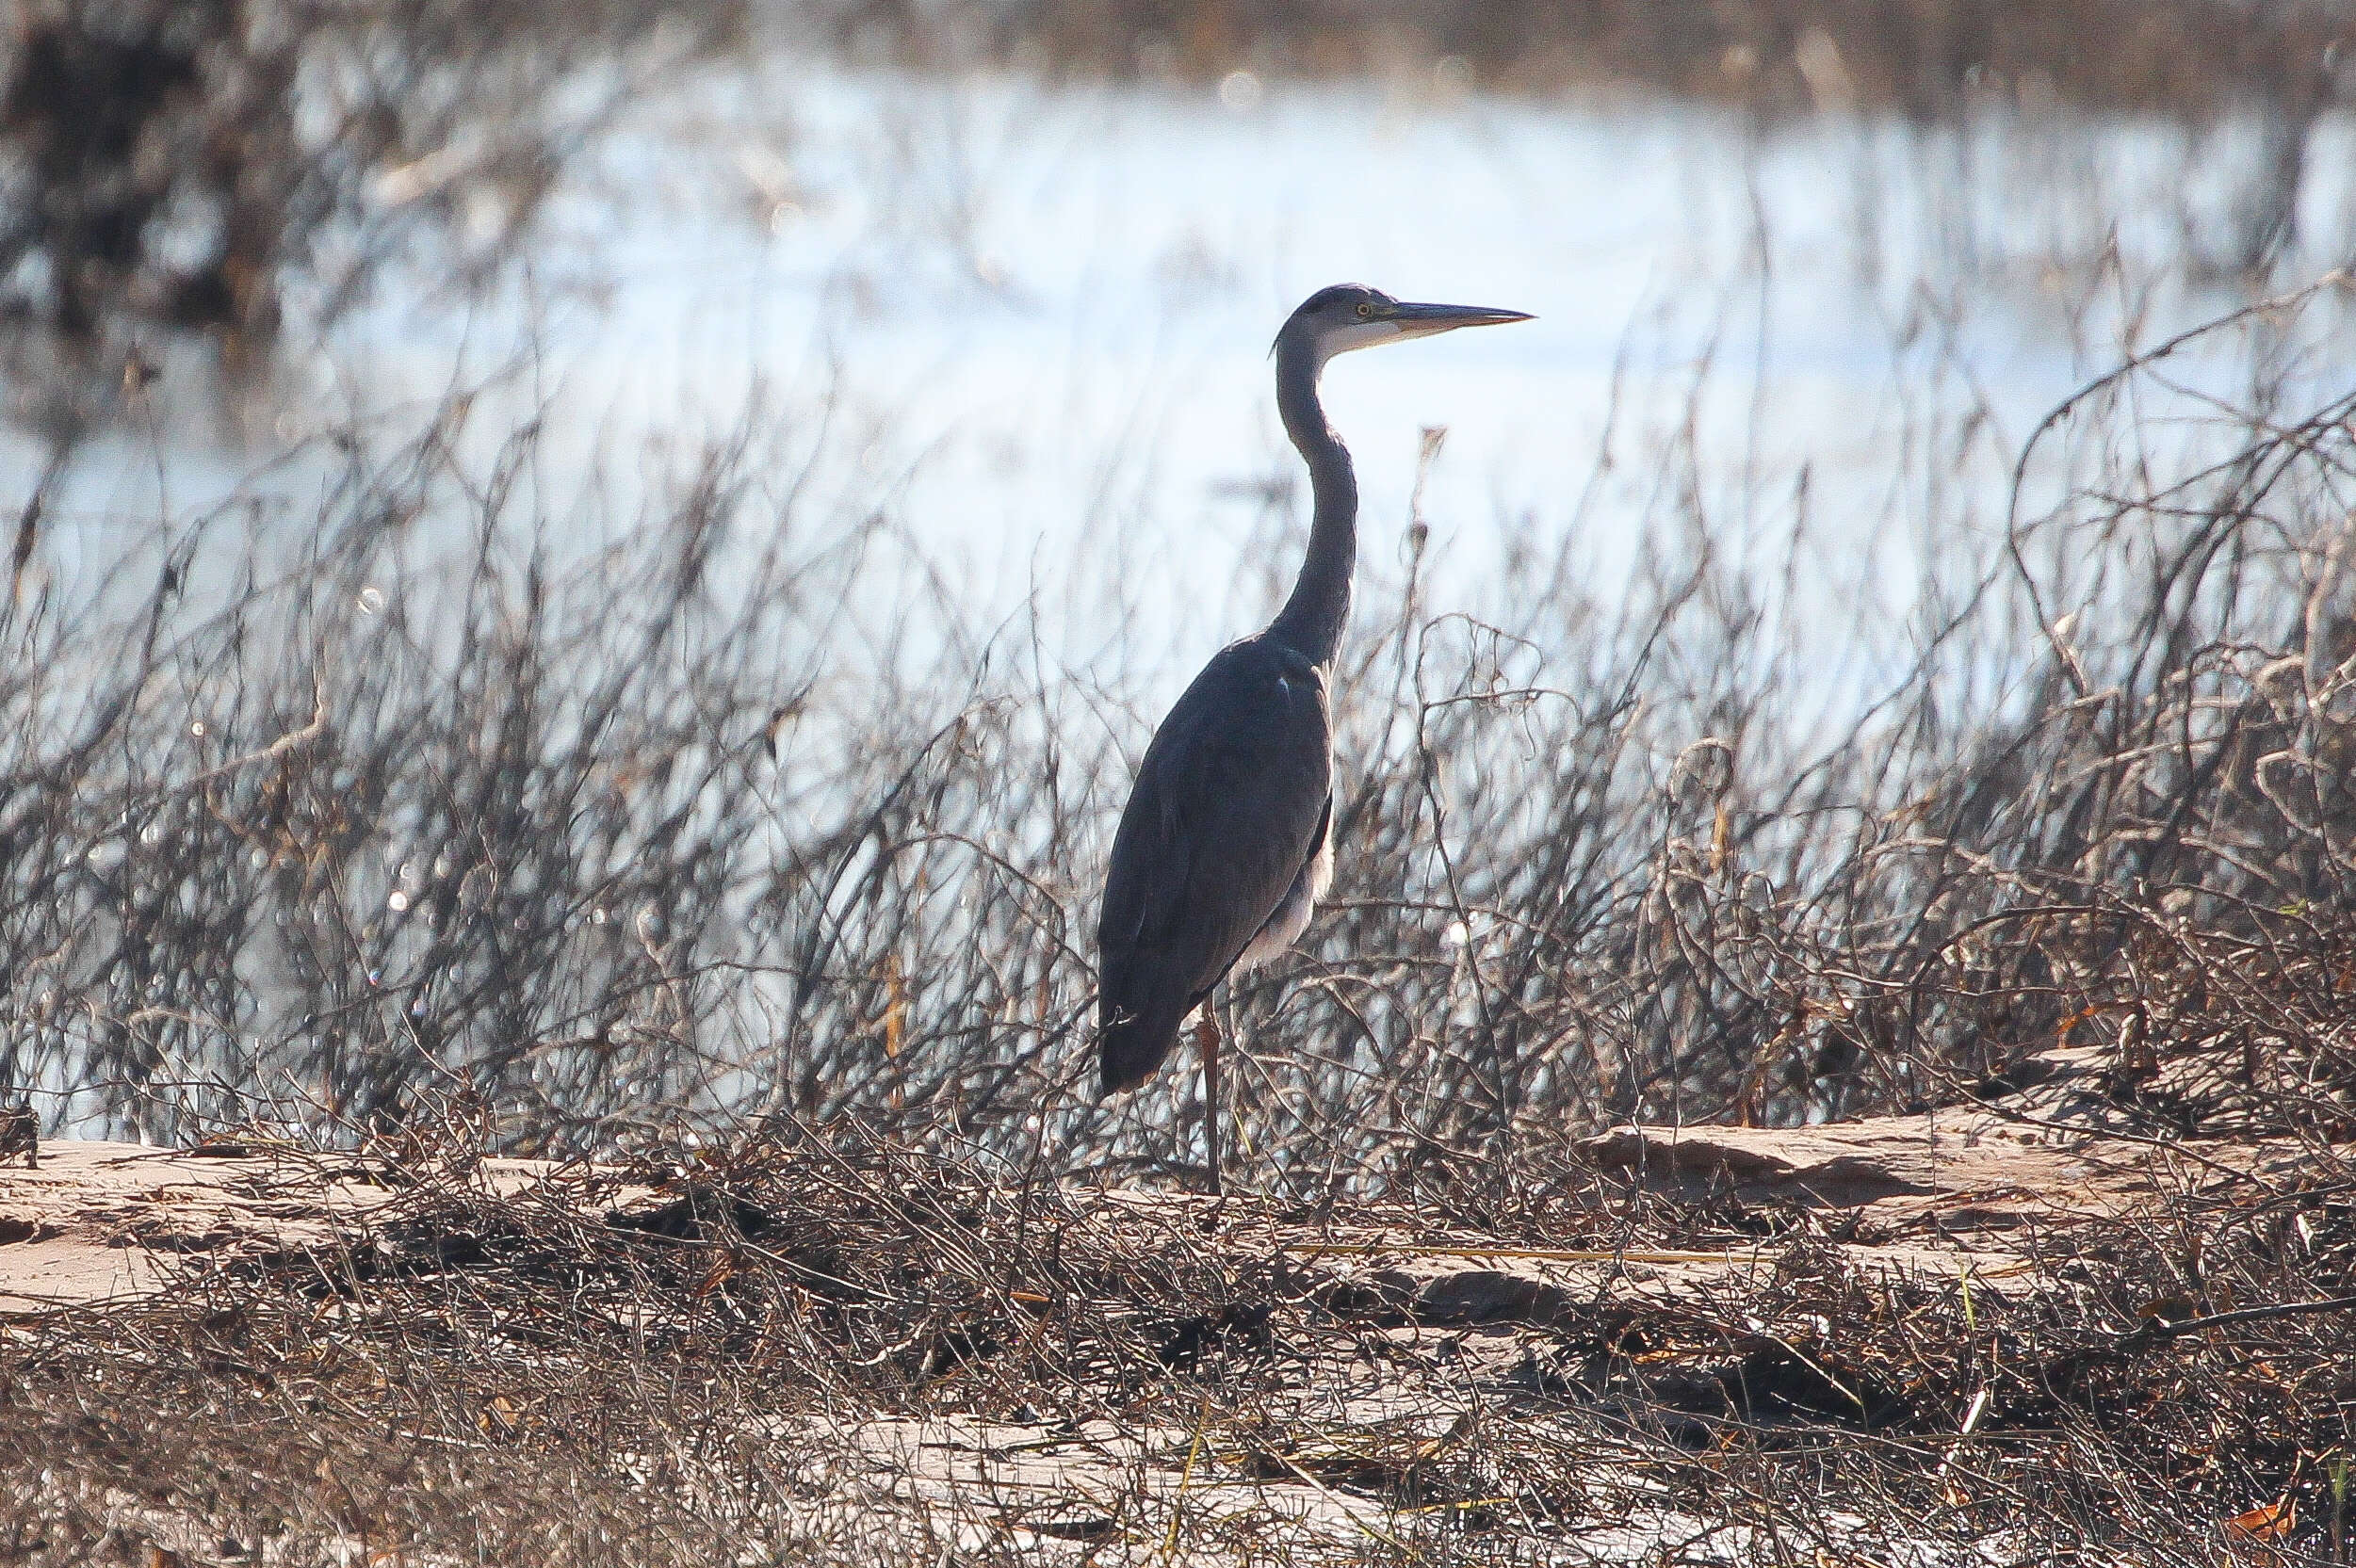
[5,0,2349,363]
[900,0,2349,115]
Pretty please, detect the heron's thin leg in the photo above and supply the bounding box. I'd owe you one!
[1195,1008,1223,1196]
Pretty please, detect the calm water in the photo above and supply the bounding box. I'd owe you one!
[12,60,2356,695]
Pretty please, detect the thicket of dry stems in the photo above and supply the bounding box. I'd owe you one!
[0,271,2351,1207]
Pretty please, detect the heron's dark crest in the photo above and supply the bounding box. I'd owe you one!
[1095,283,1532,1179]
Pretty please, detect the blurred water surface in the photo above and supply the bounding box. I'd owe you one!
[14,58,2356,699]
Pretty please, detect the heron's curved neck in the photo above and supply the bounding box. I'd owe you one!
[1266,338,1357,666]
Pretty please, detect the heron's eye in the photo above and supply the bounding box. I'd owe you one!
[1356,302,1373,319]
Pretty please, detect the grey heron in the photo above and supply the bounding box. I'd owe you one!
[1095,283,1532,1190]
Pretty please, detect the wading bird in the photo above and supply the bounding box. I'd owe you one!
[1096,283,1531,1190]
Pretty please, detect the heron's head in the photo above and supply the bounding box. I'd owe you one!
[1275,283,1532,368]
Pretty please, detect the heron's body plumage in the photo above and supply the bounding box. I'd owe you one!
[1097,636,1333,1093]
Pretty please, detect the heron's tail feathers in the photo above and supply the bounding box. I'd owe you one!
[1097,1002,1187,1097]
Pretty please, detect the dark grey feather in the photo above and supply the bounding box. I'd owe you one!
[1097,635,1331,1092]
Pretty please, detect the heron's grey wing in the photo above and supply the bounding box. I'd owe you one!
[1097,639,1332,1093]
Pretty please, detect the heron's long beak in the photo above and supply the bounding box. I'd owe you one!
[1387,300,1535,339]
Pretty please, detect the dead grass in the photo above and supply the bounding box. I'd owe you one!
[1,1114,2348,1562]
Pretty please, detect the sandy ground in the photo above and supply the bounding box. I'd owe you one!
[0,1047,2309,1319]
[2,1055,2333,1564]
[0,1140,643,1314]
